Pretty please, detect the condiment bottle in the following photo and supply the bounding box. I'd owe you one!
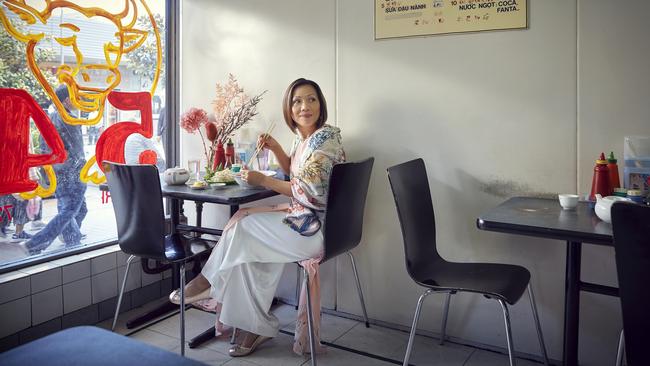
[225,138,235,168]
[607,151,621,190]
[589,152,611,201]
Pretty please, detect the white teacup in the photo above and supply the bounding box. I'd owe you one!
[558,194,579,210]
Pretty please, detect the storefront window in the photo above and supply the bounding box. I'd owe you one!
[0,1,167,272]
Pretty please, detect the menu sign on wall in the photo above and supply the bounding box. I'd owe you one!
[375,0,527,39]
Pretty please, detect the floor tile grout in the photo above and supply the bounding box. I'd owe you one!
[329,319,359,343]
[124,304,542,366]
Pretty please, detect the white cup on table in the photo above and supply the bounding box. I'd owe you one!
[558,194,579,210]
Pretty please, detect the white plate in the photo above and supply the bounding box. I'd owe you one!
[187,182,208,190]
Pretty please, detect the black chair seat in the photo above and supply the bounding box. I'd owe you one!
[415,261,530,305]
[163,233,214,263]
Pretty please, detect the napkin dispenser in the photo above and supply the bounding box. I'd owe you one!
[163,167,190,185]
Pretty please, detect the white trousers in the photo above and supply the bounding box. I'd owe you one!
[202,211,323,337]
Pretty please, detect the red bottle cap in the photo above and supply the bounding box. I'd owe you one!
[596,152,607,165]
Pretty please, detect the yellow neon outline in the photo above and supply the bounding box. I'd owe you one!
[79,156,106,184]
[0,0,161,126]
[19,165,58,199]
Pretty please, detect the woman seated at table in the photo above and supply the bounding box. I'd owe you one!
[168,78,345,357]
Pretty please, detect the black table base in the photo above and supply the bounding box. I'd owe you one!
[189,326,216,348]
[127,300,178,329]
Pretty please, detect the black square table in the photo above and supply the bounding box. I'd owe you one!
[162,183,279,237]
[476,196,616,366]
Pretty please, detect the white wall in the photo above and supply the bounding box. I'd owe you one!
[181,1,650,364]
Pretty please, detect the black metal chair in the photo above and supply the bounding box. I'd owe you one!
[612,202,650,366]
[301,157,374,366]
[104,162,215,356]
[387,159,549,366]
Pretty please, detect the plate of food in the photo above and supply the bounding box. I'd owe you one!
[187,180,208,190]
[205,169,237,185]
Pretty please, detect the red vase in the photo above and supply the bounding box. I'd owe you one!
[212,142,226,171]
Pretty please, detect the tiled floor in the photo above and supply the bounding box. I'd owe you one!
[99,302,543,366]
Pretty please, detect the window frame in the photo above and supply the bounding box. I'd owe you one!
[0,0,180,274]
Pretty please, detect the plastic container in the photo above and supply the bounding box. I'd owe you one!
[623,136,650,193]
[627,190,645,204]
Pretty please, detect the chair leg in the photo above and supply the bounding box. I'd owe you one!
[231,328,237,344]
[439,292,452,345]
[295,265,301,310]
[348,252,370,328]
[112,255,136,331]
[304,267,317,366]
[616,329,624,366]
[403,289,433,366]
[498,300,516,366]
[179,263,186,356]
[527,284,549,365]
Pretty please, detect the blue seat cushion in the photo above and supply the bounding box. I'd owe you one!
[0,326,207,366]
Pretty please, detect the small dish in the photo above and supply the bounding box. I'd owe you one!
[187,181,208,190]
[210,182,227,189]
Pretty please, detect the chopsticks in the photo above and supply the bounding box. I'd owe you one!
[246,120,276,169]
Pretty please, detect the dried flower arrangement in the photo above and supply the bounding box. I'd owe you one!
[180,74,266,177]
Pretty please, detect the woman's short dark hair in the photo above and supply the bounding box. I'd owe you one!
[282,78,328,132]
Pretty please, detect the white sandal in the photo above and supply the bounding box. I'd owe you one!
[229,335,272,357]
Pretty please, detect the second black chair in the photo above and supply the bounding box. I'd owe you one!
[302,157,374,366]
[387,158,549,366]
[612,202,650,366]
[104,162,215,356]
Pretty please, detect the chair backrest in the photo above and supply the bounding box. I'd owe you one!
[322,157,374,263]
[104,162,167,260]
[611,202,650,366]
[387,158,443,282]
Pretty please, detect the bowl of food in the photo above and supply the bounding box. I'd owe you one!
[209,182,227,190]
[234,170,276,189]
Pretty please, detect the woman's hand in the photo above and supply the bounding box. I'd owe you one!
[257,133,281,153]
[242,170,268,187]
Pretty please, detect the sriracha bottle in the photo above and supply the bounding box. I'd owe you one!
[607,151,621,190]
[589,152,611,200]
